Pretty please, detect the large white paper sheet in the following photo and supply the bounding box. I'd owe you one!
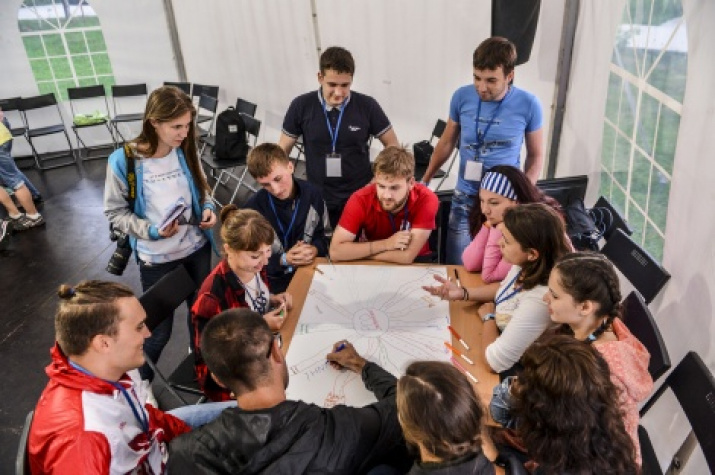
[285,265,451,407]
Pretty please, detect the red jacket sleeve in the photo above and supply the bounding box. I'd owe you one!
[146,404,191,441]
[31,431,112,475]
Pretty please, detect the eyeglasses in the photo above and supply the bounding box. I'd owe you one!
[266,332,283,358]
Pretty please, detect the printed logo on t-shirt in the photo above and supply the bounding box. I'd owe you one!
[348,125,361,132]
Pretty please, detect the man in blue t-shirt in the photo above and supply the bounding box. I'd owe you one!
[278,46,399,227]
[420,37,544,264]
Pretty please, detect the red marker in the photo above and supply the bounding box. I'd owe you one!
[451,357,478,384]
[448,325,470,351]
[444,342,474,365]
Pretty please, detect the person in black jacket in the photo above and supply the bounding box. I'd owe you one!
[245,143,331,293]
[168,308,407,474]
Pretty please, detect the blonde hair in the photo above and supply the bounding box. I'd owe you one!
[372,146,415,179]
[220,205,274,252]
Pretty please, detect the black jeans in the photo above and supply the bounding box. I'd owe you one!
[138,242,211,381]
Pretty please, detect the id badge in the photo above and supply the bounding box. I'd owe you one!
[326,153,342,178]
[464,160,483,181]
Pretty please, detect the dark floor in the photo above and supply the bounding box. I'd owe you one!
[0,150,302,471]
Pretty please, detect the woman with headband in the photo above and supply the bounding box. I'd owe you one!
[544,252,653,464]
[462,165,561,282]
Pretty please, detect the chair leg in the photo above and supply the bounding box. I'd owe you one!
[143,355,190,406]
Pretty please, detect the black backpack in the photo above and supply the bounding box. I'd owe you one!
[214,106,249,160]
[564,197,613,251]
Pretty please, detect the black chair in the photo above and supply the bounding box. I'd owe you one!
[196,94,218,141]
[414,119,448,184]
[15,410,33,475]
[191,84,219,126]
[601,228,670,304]
[67,85,116,160]
[236,97,257,117]
[427,190,452,264]
[203,113,260,205]
[592,195,632,241]
[20,93,77,169]
[110,83,147,143]
[536,175,588,208]
[621,290,671,381]
[163,81,191,95]
[638,352,715,474]
[0,97,29,139]
[139,264,200,405]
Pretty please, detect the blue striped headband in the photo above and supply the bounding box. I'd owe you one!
[480,171,517,200]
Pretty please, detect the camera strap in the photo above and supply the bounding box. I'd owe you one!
[124,144,136,211]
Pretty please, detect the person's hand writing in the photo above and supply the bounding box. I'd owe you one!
[326,340,366,373]
[422,274,462,301]
[270,292,293,310]
[199,209,217,230]
[264,302,286,331]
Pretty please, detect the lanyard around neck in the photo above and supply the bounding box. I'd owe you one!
[268,195,301,250]
[237,274,268,314]
[319,89,349,153]
[495,270,522,305]
[474,88,510,159]
[387,200,410,234]
[69,360,149,435]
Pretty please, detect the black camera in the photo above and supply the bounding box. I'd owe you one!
[106,225,132,276]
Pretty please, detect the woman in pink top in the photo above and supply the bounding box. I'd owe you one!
[544,252,654,465]
[462,166,560,282]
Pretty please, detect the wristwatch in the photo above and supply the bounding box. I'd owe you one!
[280,253,288,267]
[482,313,496,323]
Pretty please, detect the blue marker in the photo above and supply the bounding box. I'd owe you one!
[335,342,347,352]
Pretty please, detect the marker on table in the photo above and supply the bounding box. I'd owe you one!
[453,269,462,288]
[444,341,474,365]
[335,342,347,352]
[448,325,470,351]
[451,356,478,384]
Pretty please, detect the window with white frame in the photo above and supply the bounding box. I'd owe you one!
[600,0,686,262]
[18,0,114,101]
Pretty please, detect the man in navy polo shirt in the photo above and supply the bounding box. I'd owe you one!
[279,46,399,227]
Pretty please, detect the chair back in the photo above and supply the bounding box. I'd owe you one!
[20,93,58,111]
[621,291,671,381]
[139,265,197,332]
[431,118,447,140]
[592,195,633,240]
[639,352,715,474]
[236,98,257,117]
[196,94,219,133]
[67,85,111,119]
[0,97,28,135]
[15,410,34,475]
[191,83,219,100]
[536,175,588,208]
[164,81,191,95]
[20,93,67,131]
[241,114,261,146]
[601,228,670,304]
[111,83,148,98]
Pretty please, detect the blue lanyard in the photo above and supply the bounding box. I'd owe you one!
[319,89,349,153]
[387,200,410,233]
[474,88,510,160]
[69,361,149,435]
[268,195,301,250]
[495,270,522,305]
[238,274,268,314]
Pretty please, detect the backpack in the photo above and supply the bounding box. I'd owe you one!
[564,197,612,251]
[413,140,434,166]
[214,106,249,160]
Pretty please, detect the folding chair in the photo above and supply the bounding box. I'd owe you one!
[191,84,219,127]
[638,352,715,474]
[621,290,671,381]
[0,97,28,140]
[110,83,147,143]
[15,410,33,475]
[592,195,633,241]
[139,264,202,405]
[196,94,218,143]
[20,93,77,170]
[163,81,191,95]
[203,113,260,205]
[236,97,257,117]
[427,190,453,264]
[601,228,671,304]
[67,85,116,160]
[535,175,589,208]
[414,119,448,183]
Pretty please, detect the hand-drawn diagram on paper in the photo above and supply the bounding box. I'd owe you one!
[285,265,450,407]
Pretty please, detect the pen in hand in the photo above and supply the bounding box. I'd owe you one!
[453,269,462,288]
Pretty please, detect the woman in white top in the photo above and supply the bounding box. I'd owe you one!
[424,203,570,373]
[104,86,217,380]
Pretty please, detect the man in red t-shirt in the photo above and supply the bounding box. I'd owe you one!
[330,146,438,264]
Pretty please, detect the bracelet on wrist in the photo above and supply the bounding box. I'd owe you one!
[482,312,496,323]
[462,287,469,301]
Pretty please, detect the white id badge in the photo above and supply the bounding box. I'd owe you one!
[464,160,483,181]
[326,153,342,177]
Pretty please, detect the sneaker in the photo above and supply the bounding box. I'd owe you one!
[10,213,45,231]
[0,220,10,247]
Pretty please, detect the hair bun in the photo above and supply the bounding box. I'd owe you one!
[220,204,240,223]
[57,284,76,299]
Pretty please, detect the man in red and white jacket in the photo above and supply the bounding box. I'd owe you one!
[28,280,191,474]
